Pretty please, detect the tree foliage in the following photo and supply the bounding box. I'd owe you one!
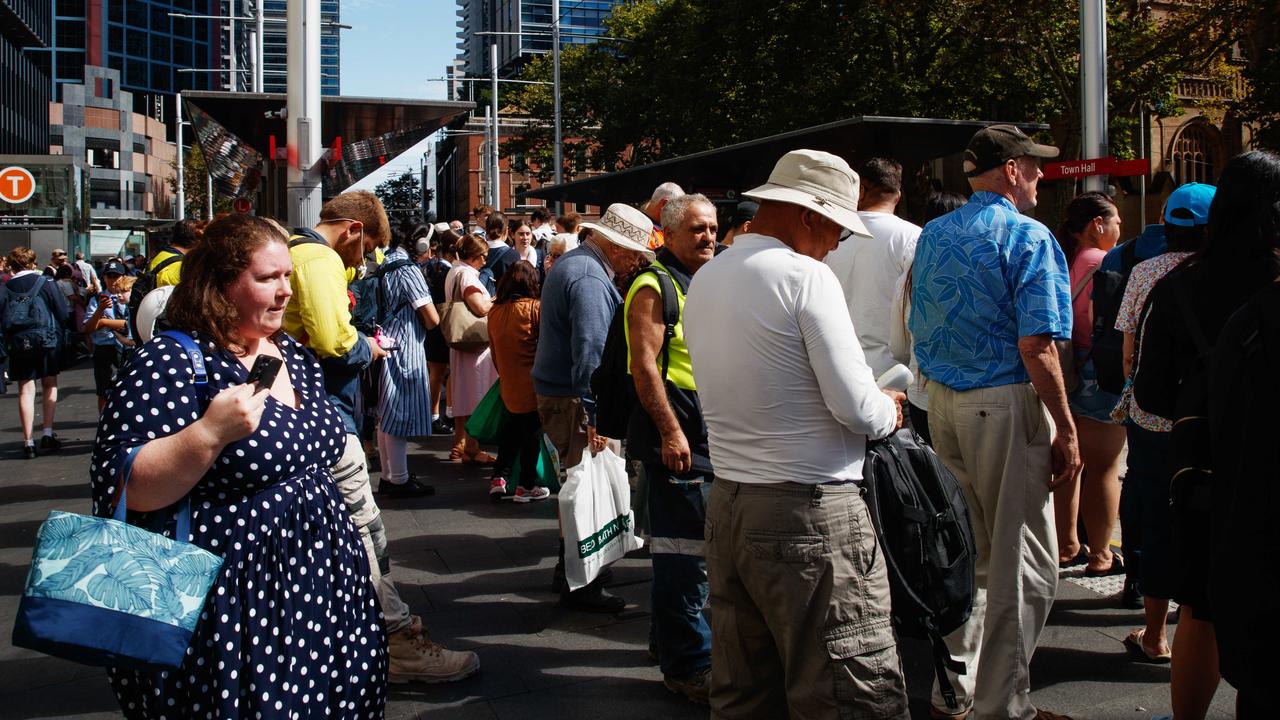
[1234,0,1280,149]
[167,144,232,221]
[373,170,431,222]
[504,0,1254,181]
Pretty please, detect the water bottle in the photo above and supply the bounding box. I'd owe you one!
[876,363,914,392]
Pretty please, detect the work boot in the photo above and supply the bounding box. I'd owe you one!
[663,666,710,706]
[551,539,613,592]
[387,615,480,684]
[560,582,626,613]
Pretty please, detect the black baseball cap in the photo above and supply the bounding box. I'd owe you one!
[102,261,127,277]
[964,124,1059,177]
[730,201,759,227]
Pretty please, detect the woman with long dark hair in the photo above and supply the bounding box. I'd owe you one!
[1052,192,1127,575]
[1205,149,1280,720]
[486,260,549,502]
[1134,150,1280,720]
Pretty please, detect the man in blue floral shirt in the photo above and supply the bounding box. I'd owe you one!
[909,124,1081,720]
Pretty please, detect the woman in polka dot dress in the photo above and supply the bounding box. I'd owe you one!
[90,215,387,718]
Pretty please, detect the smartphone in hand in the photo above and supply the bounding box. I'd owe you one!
[246,355,283,391]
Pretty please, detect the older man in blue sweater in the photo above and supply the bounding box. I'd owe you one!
[533,203,654,613]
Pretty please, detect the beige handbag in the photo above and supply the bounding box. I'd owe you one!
[438,271,490,352]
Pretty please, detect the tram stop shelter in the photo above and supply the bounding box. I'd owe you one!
[180,91,474,217]
[519,116,1051,219]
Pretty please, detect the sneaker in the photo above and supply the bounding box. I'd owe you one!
[513,485,550,503]
[489,477,508,501]
[431,417,454,435]
[663,666,710,706]
[387,616,480,684]
[22,444,37,459]
[378,474,435,499]
[39,434,61,451]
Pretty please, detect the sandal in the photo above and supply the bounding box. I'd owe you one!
[449,442,467,462]
[1084,549,1126,577]
[1123,628,1171,663]
[1058,545,1090,569]
[464,450,496,465]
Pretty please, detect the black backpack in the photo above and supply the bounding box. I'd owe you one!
[1090,239,1141,394]
[349,258,415,337]
[127,247,183,340]
[862,428,976,713]
[3,276,59,353]
[590,267,679,439]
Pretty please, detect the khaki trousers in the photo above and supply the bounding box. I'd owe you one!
[536,394,619,469]
[706,478,909,720]
[927,383,1058,720]
[332,433,412,633]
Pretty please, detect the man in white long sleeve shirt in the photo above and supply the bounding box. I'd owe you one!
[684,149,909,720]
[825,157,920,377]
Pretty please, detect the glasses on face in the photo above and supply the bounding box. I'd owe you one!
[838,228,853,243]
[549,252,563,260]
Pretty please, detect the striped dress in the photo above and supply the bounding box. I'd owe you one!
[376,247,435,437]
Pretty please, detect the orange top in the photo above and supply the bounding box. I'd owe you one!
[488,298,541,414]
[648,226,665,249]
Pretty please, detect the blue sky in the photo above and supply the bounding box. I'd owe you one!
[340,1,462,191]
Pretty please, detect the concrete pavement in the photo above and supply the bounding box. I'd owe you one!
[0,362,1235,718]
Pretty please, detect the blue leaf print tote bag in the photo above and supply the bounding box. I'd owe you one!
[11,331,223,669]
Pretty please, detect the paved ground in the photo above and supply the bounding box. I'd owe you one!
[0,363,1237,718]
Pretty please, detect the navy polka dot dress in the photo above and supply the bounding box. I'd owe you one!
[90,332,387,719]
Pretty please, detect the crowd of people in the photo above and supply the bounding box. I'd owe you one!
[2,125,1277,720]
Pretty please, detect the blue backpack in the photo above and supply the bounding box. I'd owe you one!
[3,276,58,353]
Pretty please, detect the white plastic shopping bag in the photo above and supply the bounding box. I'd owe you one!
[559,447,644,591]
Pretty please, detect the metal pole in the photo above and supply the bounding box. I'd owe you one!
[490,42,500,210]
[175,92,185,221]
[207,172,214,220]
[255,0,265,92]
[1080,0,1108,193]
[286,0,323,227]
[552,0,563,208]
[229,13,237,92]
[1139,105,1147,229]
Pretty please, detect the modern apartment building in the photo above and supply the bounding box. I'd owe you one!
[454,0,620,92]
[258,0,341,96]
[1,0,52,154]
[40,0,221,125]
[50,65,176,220]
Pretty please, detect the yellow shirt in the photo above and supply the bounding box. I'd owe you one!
[150,249,184,287]
[283,240,359,359]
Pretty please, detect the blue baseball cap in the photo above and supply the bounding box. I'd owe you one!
[1164,182,1216,227]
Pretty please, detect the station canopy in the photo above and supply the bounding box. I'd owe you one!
[519,116,1050,207]
[182,91,474,195]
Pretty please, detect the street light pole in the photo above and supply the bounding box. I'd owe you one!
[552,0,563,207]
[286,0,323,227]
[490,42,500,209]
[176,91,185,221]
[255,1,265,92]
[1080,0,1108,193]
